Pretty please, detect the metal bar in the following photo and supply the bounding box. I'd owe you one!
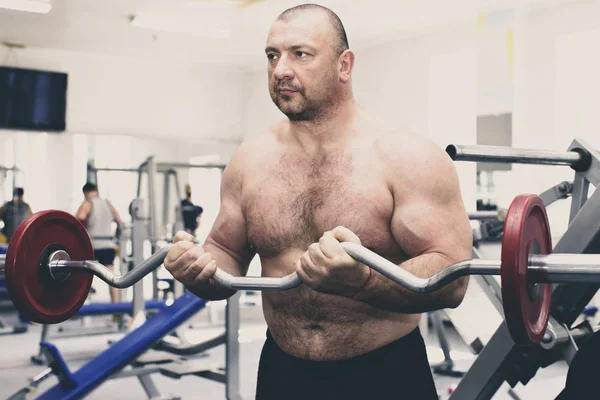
[131,198,146,318]
[446,144,582,167]
[148,157,161,301]
[137,373,161,399]
[194,370,227,384]
[344,243,499,291]
[538,181,573,207]
[172,170,185,234]
[136,169,143,198]
[147,156,159,246]
[469,211,500,220]
[86,160,97,185]
[449,322,517,399]
[154,332,226,356]
[50,247,170,289]
[568,138,600,186]
[473,244,504,317]
[540,320,594,350]
[551,186,600,326]
[157,162,227,170]
[109,366,163,380]
[226,292,242,400]
[7,240,599,293]
[569,173,589,224]
[94,167,141,173]
[527,254,600,283]
[162,170,171,238]
[431,310,453,364]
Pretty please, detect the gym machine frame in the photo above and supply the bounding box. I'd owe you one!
[0,164,26,334]
[446,138,600,399]
[135,156,226,300]
[88,159,240,400]
[135,157,241,400]
[432,179,574,379]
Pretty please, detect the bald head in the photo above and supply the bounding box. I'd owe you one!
[277,4,349,56]
[266,4,355,121]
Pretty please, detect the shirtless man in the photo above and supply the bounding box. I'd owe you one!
[165,4,472,399]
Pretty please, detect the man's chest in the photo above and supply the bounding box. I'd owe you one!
[242,160,401,258]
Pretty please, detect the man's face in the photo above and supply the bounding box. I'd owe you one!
[265,12,341,121]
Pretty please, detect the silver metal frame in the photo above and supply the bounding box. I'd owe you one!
[450,138,600,399]
[446,144,583,167]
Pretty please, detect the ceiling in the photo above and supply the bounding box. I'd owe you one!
[0,0,577,70]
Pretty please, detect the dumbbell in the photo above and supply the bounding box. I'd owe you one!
[3,194,600,346]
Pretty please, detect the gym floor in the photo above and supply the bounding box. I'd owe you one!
[0,314,570,399]
[0,242,570,400]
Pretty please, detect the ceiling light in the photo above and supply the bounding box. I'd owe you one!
[0,0,51,14]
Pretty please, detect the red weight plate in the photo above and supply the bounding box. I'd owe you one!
[501,194,553,345]
[5,210,94,324]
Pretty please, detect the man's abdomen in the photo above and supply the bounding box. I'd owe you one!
[256,325,436,400]
[262,287,420,361]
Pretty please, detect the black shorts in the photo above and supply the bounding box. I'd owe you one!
[256,327,437,400]
[94,248,116,266]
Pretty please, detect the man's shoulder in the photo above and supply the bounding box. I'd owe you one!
[229,123,283,167]
[377,128,448,160]
[373,130,456,187]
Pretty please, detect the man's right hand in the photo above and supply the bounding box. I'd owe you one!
[164,231,218,287]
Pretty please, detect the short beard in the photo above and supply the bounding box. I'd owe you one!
[275,96,323,121]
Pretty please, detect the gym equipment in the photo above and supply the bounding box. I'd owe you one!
[89,158,226,301]
[7,293,208,400]
[4,210,94,324]
[4,192,600,346]
[7,292,243,400]
[446,138,600,400]
[446,143,592,171]
[554,326,600,400]
[28,299,169,365]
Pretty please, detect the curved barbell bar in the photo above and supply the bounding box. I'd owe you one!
[3,242,600,293]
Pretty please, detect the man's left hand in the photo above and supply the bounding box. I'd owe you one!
[296,226,371,296]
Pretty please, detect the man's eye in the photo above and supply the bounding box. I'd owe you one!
[296,51,308,58]
[267,53,279,61]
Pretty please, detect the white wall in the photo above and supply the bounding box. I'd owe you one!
[0,130,238,221]
[242,24,478,210]
[0,46,244,141]
[491,1,600,237]
[0,46,244,215]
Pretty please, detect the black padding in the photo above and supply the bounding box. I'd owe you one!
[555,329,600,399]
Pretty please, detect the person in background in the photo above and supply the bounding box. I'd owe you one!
[76,182,123,303]
[180,183,203,236]
[0,187,33,242]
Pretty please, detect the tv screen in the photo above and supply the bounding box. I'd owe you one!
[0,66,68,132]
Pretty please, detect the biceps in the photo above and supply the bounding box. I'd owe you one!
[205,198,253,269]
[391,199,472,261]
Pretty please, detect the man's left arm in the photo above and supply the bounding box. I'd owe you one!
[350,140,473,313]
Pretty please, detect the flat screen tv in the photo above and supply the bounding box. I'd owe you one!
[0,66,68,132]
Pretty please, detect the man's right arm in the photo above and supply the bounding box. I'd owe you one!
[165,147,255,300]
[75,200,92,226]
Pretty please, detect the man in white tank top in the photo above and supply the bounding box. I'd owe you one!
[76,182,123,303]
